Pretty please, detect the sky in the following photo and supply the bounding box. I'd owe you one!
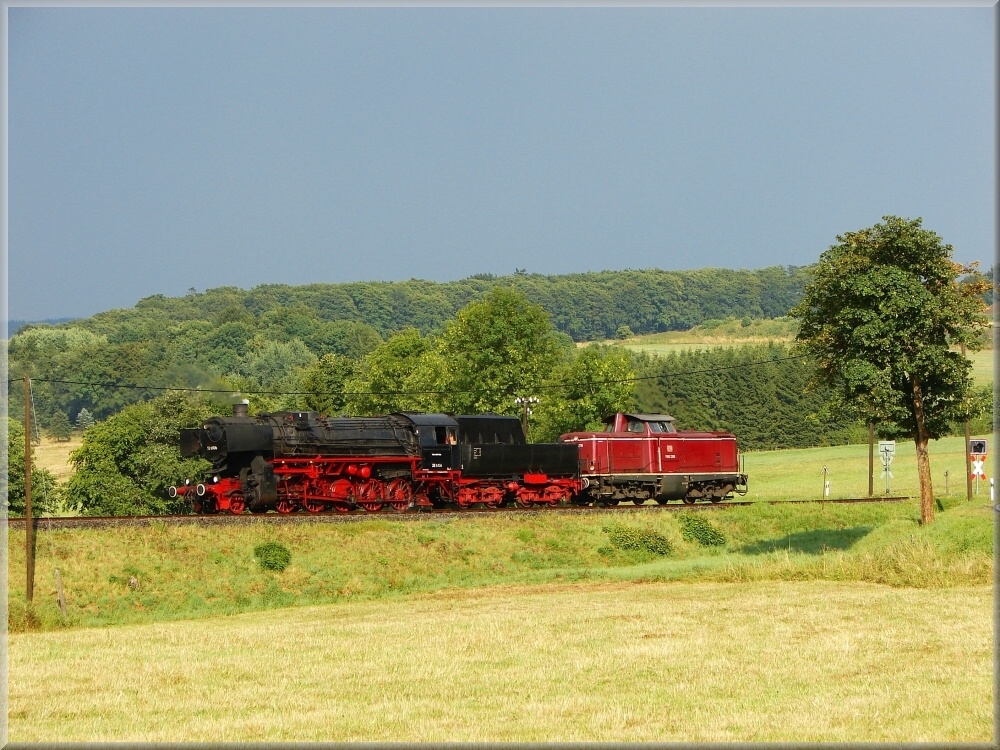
[5,5,996,322]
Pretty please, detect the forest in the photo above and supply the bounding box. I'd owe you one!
[7,266,812,425]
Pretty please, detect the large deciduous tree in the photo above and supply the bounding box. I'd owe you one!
[437,287,562,415]
[791,216,989,524]
[532,345,636,442]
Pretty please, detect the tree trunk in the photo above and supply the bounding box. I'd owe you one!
[910,375,935,524]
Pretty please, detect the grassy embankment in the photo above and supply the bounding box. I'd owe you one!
[9,489,991,634]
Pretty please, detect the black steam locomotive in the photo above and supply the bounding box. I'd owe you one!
[170,403,582,514]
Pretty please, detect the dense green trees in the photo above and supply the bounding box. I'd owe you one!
[65,393,219,516]
[7,266,812,429]
[436,287,565,415]
[633,344,858,451]
[339,289,623,424]
[792,216,990,524]
[532,345,636,442]
[48,410,73,441]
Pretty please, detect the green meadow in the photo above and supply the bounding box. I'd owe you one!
[600,321,995,388]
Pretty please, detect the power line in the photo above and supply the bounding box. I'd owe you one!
[12,353,813,399]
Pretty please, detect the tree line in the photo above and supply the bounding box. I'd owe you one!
[7,265,815,429]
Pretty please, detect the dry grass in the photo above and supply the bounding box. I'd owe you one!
[31,435,82,483]
[7,579,991,743]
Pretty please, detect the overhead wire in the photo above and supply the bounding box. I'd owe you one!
[13,352,813,399]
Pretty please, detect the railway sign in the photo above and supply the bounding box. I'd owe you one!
[971,456,987,480]
[878,441,895,493]
[970,439,987,456]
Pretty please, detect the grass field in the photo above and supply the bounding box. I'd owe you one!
[7,488,992,741]
[7,580,991,743]
[744,434,994,502]
[32,434,82,483]
[593,322,995,388]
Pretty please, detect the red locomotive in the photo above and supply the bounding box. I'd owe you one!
[560,412,747,505]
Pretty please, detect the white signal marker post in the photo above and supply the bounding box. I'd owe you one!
[878,441,895,495]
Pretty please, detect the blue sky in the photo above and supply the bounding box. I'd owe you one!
[6,5,996,322]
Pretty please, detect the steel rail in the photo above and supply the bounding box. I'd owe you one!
[7,496,912,529]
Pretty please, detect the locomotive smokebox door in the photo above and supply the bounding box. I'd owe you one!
[179,429,202,458]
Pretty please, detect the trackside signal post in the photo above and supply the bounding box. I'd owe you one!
[970,439,987,496]
[878,440,895,495]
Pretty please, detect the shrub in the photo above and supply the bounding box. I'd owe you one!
[678,514,727,547]
[254,541,292,572]
[602,523,672,556]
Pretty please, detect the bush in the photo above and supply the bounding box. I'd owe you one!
[602,523,672,556]
[678,514,727,547]
[254,541,292,572]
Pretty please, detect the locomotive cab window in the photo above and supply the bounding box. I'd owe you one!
[435,426,458,445]
[627,419,646,433]
[648,422,676,434]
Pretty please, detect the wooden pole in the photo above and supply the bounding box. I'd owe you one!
[24,373,35,603]
[868,423,874,497]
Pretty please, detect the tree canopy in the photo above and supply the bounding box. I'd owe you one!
[791,215,989,523]
[65,392,221,516]
[7,266,812,431]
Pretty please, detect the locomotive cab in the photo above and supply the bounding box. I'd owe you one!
[395,413,461,471]
[560,412,747,504]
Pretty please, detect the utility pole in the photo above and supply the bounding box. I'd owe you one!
[24,373,35,603]
[515,396,538,437]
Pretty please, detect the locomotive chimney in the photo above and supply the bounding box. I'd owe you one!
[233,400,250,418]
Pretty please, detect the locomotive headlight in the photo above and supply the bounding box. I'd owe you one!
[184,479,191,486]
[213,476,220,483]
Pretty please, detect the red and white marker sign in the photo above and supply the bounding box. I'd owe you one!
[971,455,987,480]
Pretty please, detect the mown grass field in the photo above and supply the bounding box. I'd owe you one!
[7,485,992,741]
[31,434,83,483]
[8,580,991,743]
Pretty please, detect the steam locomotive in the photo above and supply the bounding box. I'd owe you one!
[170,404,747,514]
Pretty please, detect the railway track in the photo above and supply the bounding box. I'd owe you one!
[7,496,912,530]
